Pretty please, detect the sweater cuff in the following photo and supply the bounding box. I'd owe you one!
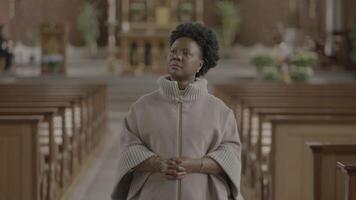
[207,148,242,199]
[118,145,156,176]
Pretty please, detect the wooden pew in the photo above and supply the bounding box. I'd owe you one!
[0,92,89,164]
[214,83,356,168]
[250,108,356,182]
[309,144,356,200]
[0,83,108,152]
[0,108,60,200]
[213,83,356,200]
[0,101,76,188]
[0,116,45,200]
[245,108,356,200]
[214,82,356,130]
[0,84,107,173]
[0,81,108,200]
[338,162,356,200]
[214,83,356,155]
[236,96,356,182]
[258,115,356,200]
[235,108,356,190]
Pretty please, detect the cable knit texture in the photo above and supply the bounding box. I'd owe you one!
[111,75,244,200]
[157,76,208,102]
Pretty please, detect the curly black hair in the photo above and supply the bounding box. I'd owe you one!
[170,23,220,77]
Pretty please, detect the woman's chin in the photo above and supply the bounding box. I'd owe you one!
[168,68,181,76]
[168,72,184,81]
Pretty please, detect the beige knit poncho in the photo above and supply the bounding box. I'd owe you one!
[111,76,244,200]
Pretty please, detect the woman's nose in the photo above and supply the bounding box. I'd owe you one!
[172,51,183,60]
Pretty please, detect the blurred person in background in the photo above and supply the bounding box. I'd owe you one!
[0,24,13,71]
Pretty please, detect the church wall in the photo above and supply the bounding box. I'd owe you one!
[344,0,356,29]
[9,0,84,45]
[4,0,354,47]
[0,0,10,25]
[237,0,290,45]
[7,0,109,46]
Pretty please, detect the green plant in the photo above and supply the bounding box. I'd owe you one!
[290,66,313,81]
[262,66,280,80]
[130,2,146,21]
[180,2,194,15]
[216,0,240,48]
[78,2,99,55]
[42,54,64,72]
[290,51,318,67]
[251,54,276,69]
[179,2,194,21]
[26,30,39,47]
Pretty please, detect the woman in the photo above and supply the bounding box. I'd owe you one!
[112,23,243,200]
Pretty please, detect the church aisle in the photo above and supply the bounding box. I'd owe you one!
[64,112,122,200]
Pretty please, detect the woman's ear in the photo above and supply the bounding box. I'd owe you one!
[198,59,204,71]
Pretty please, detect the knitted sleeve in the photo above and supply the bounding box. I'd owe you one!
[111,106,156,200]
[207,110,244,200]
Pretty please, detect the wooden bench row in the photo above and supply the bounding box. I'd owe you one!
[213,82,356,200]
[310,144,356,200]
[338,161,356,200]
[0,81,108,200]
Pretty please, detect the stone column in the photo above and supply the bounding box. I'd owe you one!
[151,39,159,71]
[107,0,118,74]
[135,39,145,75]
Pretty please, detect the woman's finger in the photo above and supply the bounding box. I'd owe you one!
[165,170,186,178]
[175,174,186,179]
[174,158,182,164]
[177,166,186,172]
[175,171,187,176]
[164,169,177,176]
[168,163,184,170]
[166,160,177,165]
[164,172,186,180]
[167,165,178,170]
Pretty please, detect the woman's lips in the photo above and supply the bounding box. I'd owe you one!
[169,63,182,69]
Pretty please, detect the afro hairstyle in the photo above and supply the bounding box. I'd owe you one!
[169,22,220,77]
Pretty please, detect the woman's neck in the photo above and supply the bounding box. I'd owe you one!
[169,76,195,90]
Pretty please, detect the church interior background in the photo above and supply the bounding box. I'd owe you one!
[1,0,356,200]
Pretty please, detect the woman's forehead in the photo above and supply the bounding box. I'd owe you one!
[171,37,201,51]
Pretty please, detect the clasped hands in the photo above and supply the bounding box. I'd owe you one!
[135,155,221,179]
[155,157,201,180]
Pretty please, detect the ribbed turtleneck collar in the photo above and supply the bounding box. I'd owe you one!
[157,75,208,102]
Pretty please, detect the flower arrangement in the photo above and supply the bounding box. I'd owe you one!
[250,48,318,82]
[290,51,318,67]
[251,54,276,70]
[42,54,64,72]
[261,66,280,80]
[289,50,317,81]
[290,65,314,81]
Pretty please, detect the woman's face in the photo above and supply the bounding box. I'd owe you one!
[167,37,203,82]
